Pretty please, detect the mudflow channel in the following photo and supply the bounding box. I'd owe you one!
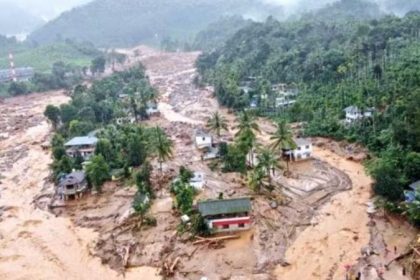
[0,47,417,280]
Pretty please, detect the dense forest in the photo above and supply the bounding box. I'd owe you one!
[28,0,282,48]
[197,0,420,224]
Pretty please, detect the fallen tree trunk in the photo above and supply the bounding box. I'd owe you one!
[386,249,413,267]
[193,235,239,245]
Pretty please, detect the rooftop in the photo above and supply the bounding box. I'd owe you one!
[65,136,98,147]
[59,171,86,186]
[195,129,211,138]
[294,138,311,147]
[198,197,251,217]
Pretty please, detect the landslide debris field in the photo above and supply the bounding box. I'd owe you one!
[0,47,417,280]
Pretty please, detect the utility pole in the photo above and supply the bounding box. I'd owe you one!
[9,52,17,82]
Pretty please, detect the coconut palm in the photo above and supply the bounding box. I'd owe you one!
[235,111,260,136]
[270,120,296,173]
[236,111,260,166]
[257,148,282,185]
[154,126,173,173]
[247,167,266,194]
[206,111,228,138]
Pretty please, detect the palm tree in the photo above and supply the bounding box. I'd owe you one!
[270,120,296,173]
[257,148,281,185]
[235,111,260,137]
[236,111,260,166]
[206,111,228,138]
[154,127,173,174]
[247,167,266,194]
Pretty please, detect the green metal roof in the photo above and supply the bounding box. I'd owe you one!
[198,197,251,217]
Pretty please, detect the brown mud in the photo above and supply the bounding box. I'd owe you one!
[0,47,417,280]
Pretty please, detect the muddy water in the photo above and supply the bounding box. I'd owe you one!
[0,92,160,280]
[275,147,372,279]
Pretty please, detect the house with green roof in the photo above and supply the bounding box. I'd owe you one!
[197,197,252,233]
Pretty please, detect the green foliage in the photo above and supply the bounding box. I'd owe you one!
[175,182,195,215]
[95,139,116,164]
[206,111,228,137]
[198,7,420,223]
[135,162,153,197]
[8,82,30,96]
[86,155,110,192]
[190,213,211,236]
[132,192,151,217]
[222,144,247,173]
[127,133,147,167]
[256,148,280,184]
[179,166,194,183]
[90,56,106,75]
[0,41,100,73]
[51,156,73,179]
[369,159,405,202]
[44,105,61,129]
[153,127,173,172]
[404,190,420,226]
[247,167,266,194]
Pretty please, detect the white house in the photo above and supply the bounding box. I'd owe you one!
[116,116,135,125]
[195,130,213,150]
[344,106,374,123]
[146,101,160,116]
[285,138,312,161]
[189,172,206,191]
[65,136,98,160]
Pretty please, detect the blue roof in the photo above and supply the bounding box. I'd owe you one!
[65,136,98,147]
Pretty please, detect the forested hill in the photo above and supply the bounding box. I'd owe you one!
[28,0,283,47]
[197,2,420,224]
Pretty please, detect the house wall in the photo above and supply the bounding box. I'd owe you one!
[195,136,212,149]
[66,146,95,160]
[292,144,313,161]
[207,216,251,233]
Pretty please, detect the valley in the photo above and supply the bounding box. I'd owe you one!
[0,47,417,279]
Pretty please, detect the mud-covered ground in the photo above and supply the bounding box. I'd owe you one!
[49,47,376,279]
[0,48,417,280]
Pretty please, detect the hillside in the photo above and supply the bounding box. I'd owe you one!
[0,38,100,73]
[192,16,254,51]
[28,0,283,48]
[197,0,420,223]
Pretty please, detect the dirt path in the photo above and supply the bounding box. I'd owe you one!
[0,91,160,280]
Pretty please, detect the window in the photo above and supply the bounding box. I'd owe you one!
[306,145,310,149]
[238,223,245,228]
[223,224,229,229]
[297,147,301,151]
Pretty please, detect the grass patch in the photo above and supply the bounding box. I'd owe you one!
[0,41,100,73]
